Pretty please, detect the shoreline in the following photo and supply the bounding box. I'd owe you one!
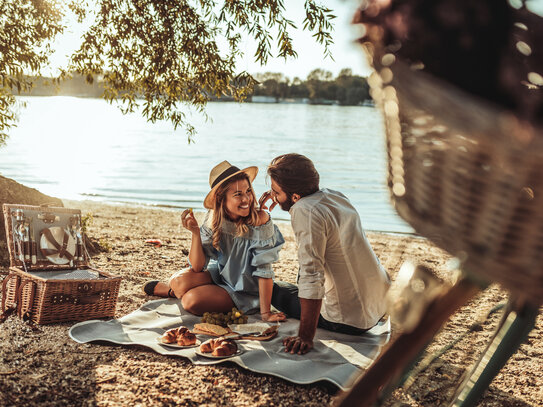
[65,197,418,236]
[0,199,541,406]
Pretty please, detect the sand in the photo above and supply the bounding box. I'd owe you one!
[0,200,541,406]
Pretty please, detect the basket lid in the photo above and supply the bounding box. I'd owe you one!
[40,226,77,265]
[2,204,89,270]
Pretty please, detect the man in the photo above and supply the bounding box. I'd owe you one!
[259,153,390,355]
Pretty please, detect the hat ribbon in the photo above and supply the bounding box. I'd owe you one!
[211,166,241,188]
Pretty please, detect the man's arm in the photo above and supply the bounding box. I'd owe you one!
[284,206,327,355]
[283,298,322,354]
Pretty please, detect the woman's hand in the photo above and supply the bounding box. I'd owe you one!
[181,209,199,234]
[261,310,287,322]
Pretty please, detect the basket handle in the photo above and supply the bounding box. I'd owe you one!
[17,279,36,321]
[1,274,20,323]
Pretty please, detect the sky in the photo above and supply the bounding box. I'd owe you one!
[48,0,372,81]
[236,0,373,80]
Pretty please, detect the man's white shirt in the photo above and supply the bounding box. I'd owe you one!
[290,189,390,329]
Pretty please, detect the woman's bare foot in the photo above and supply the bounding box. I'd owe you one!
[143,281,172,297]
[153,282,171,297]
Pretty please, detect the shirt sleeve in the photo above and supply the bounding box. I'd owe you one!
[197,223,218,268]
[292,206,327,299]
[249,224,285,279]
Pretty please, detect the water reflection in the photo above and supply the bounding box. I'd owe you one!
[1,96,413,234]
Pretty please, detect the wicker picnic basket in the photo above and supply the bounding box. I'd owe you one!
[1,204,121,324]
[364,52,543,305]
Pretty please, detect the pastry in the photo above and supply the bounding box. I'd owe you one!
[177,326,189,335]
[161,326,192,344]
[177,331,197,346]
[212,340,238,357]
[199,338,215,353]
[199,337,237,356]
[161,328,178,344]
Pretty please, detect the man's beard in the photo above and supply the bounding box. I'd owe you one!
[277,195,295,211]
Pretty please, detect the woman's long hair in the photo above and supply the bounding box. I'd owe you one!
[210,172,259,250]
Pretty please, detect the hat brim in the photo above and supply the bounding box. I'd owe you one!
[203,166,258,209]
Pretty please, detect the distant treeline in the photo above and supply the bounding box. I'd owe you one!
[252,68,372,105]
[19,69,372,106]
[19,75,104,98]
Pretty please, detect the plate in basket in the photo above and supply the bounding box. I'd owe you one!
[155,337,201,349]
[194,349,243,359]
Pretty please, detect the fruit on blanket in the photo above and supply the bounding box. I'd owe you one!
[201,307,248,327]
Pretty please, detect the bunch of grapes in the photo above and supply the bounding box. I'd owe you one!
[201,307,248,327]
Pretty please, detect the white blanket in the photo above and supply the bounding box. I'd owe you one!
[68,299,391,390]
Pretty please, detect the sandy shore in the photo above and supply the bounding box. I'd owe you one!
[0,199,541,406]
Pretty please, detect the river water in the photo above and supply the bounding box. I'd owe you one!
[1,96,413,234]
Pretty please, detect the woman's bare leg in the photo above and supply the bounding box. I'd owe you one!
[169,269,213,298]
[151,282,171,297]
[181,285,235,315]
[151,268,213,298]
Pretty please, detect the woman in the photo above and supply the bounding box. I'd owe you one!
[144,161,286,322]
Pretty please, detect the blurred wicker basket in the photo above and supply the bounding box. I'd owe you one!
[366,54,543,305]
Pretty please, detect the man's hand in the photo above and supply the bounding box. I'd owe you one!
[283,336,313,354]
[258,190,278,212]
[282,298,321,355]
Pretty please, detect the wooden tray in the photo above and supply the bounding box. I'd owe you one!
[193,326,278,341]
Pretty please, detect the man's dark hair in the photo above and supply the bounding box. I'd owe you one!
[267,153,320,197]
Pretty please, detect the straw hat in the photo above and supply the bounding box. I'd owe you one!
[203,161,258,209]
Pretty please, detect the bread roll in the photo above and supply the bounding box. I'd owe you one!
[199,338,237,355]
[199,338,214,353]
[212,340,237,357]
[177,331,196,346]
[161,329,178,344]
[161,326,192,344]
[177,326,189,335]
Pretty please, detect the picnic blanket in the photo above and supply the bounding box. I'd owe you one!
[69,299,391,390]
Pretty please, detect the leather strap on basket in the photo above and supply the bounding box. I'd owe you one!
[16,279,36,321]
[50,290,108,305]
[40,228,74,260]
[1,274,20,323]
